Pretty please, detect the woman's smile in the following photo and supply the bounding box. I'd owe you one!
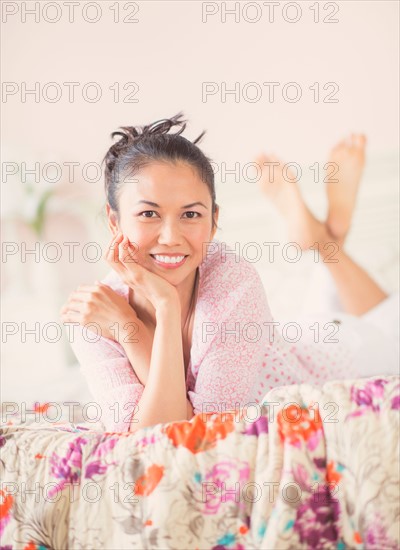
[150,254,189,269]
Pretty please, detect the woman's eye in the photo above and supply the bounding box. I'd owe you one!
[184,211,201,219]
[139,211,157,218]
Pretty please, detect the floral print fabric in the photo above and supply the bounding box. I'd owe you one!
[1,375,399,549]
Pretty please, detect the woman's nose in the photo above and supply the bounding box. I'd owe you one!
[158,221,183,244]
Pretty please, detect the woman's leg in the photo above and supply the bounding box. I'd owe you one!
[313,225,389,316]
[255,134,389,317]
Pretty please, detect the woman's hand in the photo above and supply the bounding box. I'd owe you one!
[60,281,138,342]
[105,231,179,310]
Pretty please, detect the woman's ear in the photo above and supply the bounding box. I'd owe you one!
[106,203,119,235]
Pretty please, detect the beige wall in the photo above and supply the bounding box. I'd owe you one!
[2,1,398,162]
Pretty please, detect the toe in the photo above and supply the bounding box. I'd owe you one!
[353,134,361,147]
[339,138,348,151]
[255,153,268,166]
[269,154,282,165]
[359,134,367,148]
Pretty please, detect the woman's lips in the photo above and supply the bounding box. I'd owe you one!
[150,255,188,269]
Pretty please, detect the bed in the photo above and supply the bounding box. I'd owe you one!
[1,375,399,549]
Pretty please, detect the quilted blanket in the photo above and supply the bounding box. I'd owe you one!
[1,375,399,549]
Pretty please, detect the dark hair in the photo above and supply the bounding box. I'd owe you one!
[102,112,220,231]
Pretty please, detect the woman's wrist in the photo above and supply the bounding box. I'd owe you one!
[154,291,181,319]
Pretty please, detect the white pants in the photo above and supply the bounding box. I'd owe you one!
[293,262,399,379]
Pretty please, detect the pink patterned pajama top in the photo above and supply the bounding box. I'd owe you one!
[69,239,357,431]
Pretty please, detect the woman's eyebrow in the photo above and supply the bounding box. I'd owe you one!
[135,200,208,209]
[181,202,208,209]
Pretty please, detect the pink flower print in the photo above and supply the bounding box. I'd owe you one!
[92,436,119,457]
[202,459,250,515]
[85,436,119,480]
[348,379,388,419]
[48,436,88,497]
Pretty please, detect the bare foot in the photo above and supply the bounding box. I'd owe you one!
[326,134,366,241]
[255,153,329,251]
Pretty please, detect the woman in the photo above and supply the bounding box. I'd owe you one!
[61,113,293,432]
[61,114,398,432]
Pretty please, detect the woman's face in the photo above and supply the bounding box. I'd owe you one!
[107,161,219,285]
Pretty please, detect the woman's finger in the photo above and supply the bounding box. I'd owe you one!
[109,243,128,275]
[117,237,136,267]
[61,296,87,313]
[106,235,126,268]
[69,291,92,301]
[104,232,118,259]
[119,237,140,265]
[62,300,84,313]
[60,311,82,324]
[118,237,131,264]
[113,233,124,262]
[125,240,140,264]
[105,234,147,289]
[105,232,123,263]
[75,284,102,293]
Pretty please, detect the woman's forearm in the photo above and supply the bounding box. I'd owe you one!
[118,319,194,420]
[117,318,152,386]
[129,297,188,431]
[117,314,194,423]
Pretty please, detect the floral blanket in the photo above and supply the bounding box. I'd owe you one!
[1,375,399,550]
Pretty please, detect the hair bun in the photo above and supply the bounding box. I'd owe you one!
[141,112,187,137]
[110,112,188,146]
[110,111,206,145]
